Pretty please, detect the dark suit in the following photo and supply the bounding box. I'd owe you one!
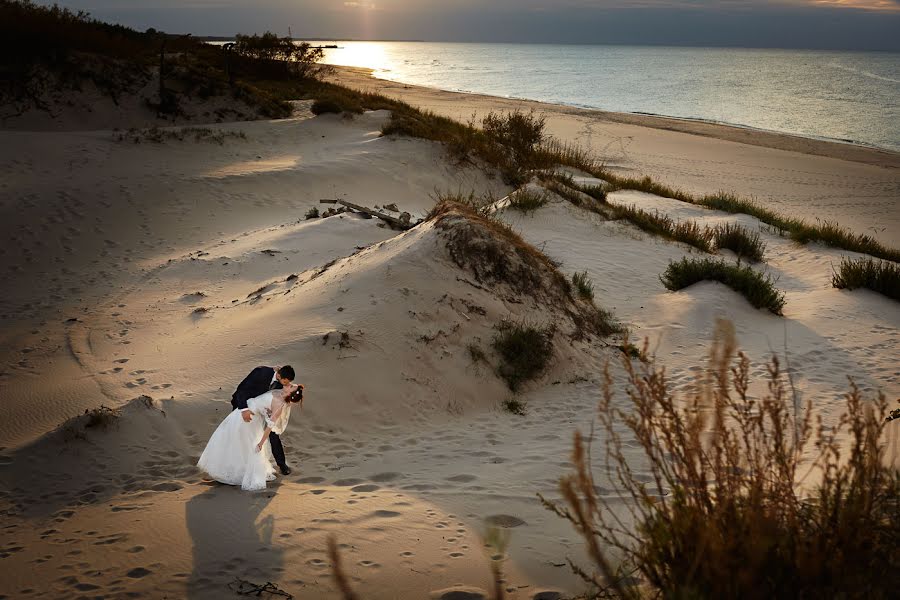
[231,366,287,469]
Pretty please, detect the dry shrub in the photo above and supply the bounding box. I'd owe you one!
[543,320,899,599]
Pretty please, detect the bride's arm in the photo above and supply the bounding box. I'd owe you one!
[255,399,286,453]
[255,425,272,453]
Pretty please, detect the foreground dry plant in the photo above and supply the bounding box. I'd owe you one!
[543,320,899,599]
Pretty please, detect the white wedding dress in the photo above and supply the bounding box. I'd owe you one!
[197,391,291,491]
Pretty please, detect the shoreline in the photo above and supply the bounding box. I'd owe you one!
[331,65,900,169]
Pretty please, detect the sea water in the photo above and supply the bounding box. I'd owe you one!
[323,42,900,152]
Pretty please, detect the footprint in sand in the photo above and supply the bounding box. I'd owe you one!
[485,514,526,528]
[369,472,402,482]
[126,567,152,578]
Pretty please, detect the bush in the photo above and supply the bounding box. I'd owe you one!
[492,319,553,392]
[832,257,900,301]
[482,109,546,175]
[660,257,786,314]
[572,271,594,301]
[712,222,766,263]
[232,33,331,80]
[543,321,899,600]
[305,206,320,220]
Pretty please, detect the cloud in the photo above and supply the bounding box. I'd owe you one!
[32,0,900,49]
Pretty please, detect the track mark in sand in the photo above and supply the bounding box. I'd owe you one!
[445,474,477,483]
[296,476,325,484]
[370,510,401,518]
[485,514,526,528]
[150,482,183,492]
[369,471,402,482]
[93,533,128,546]
[126,567,152,578]
[350,484,379,493]
[333,478,364,487]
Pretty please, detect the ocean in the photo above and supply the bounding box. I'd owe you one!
[322,42,900,152]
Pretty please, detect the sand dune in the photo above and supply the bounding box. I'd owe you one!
[1,84,898,599]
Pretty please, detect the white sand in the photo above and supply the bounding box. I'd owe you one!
[1,83,898,599]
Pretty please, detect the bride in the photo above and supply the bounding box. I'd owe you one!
[198,383,303,491]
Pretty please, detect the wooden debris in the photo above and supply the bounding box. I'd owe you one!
[227,578,293,599]
[320,198,416,230]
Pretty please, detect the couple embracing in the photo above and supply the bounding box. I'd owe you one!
[197,365,305,491]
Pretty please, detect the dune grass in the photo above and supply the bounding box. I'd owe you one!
[712,222,766,263]
[610,204,714,253]
[492,319,554,392]
[832,257,900,301]
[572,271,595,301]
[660,257,786,314]
[508,189,550,214]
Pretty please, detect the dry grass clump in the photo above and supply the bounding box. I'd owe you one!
[542,320,899,599]
[610,205,714,253]
[508,189,549,214]
[711,222,766,263]
[832,257,900,301]
[660,257,786,314]
[492,319,554,392]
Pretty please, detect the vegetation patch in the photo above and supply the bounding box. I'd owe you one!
[501,397,528,416]
[508,189,549,214]
[115,126,246,144]
[467,343,488,364]
[542,321,899,600]
[610,204,714,252]
[492,319,553,392]
[712,222,766,263]
[571,271,595,301]
[430,200,620,339]
[660,257,786,314]
[832,257,900,301]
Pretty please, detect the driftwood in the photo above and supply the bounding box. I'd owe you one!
[228,578,293,599]
[319,199,415,230]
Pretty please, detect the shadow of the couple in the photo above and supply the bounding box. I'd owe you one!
[185,481,286,599]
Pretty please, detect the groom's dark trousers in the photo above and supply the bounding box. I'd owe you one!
[231,366,287,470]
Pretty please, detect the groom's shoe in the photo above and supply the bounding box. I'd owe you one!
[278,464,292,476]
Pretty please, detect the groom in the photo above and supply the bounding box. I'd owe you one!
[231,364,295,475]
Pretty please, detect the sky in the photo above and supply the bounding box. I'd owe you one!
[37,0,900,51]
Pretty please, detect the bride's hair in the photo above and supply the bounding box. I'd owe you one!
[285,387,303,404]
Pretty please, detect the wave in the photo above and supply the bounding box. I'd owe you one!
[827,61,900,84]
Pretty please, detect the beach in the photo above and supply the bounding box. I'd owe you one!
[1,68,899,599]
